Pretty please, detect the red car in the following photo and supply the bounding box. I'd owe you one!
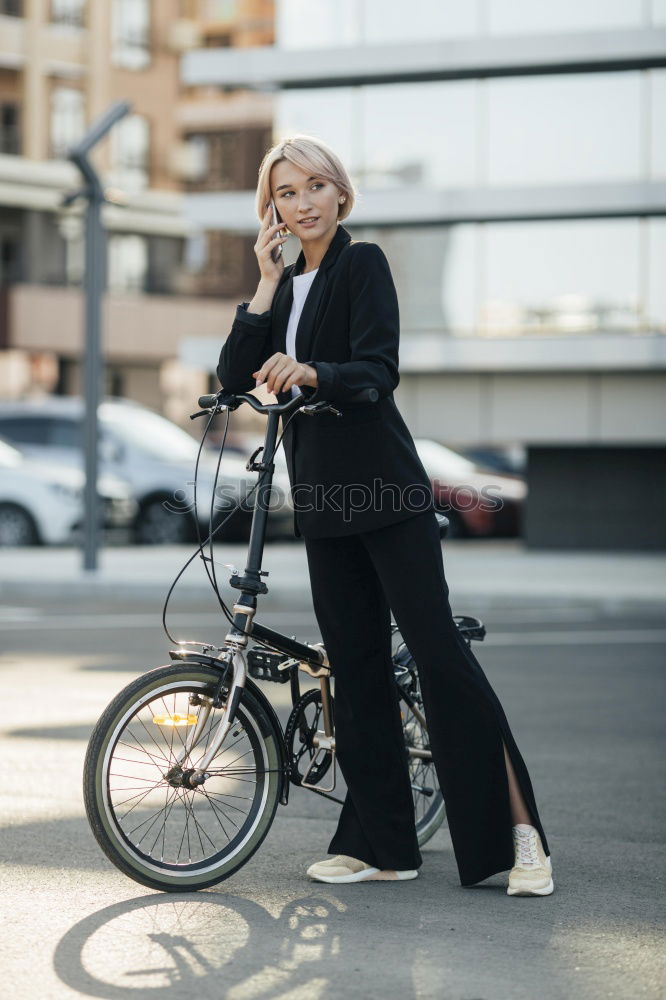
[414,439,526,538]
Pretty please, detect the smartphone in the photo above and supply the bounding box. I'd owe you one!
[270,199,286,264]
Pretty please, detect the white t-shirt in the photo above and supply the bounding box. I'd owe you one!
[285,268,319,398]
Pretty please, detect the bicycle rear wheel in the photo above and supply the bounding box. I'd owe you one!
[393,629,446,846]
[83,662,283,892]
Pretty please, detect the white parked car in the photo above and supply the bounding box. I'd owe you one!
[0,396,293,544]
[0,436,136,546]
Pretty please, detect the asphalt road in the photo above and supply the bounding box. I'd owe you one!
[0,590,664,1000]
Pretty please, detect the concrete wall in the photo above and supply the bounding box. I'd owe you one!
[395,370,666,446]
[8,282,234,361]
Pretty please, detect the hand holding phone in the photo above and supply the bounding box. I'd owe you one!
[254,201,288,281]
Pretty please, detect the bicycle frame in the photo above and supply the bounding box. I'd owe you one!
[168,387,448,793]
[169,390,341,788]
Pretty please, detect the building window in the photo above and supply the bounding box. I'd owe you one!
[57,213,84,286]
[278,68,649,191]
[181,134,210,183]
[0,233,21,285]
[0,1,23,16]
[184,232,207,273]
[111,0,150,70]
[362,0,479,44]
[105,367,125,398]
[277,0,360,49]
[0,103,20,155]
[350,217,660,340]
[201,1,240,20]
[50,0,85,27]
[184,125,272,193]
[651,69,666,179]
[109,113,150,193]
[50,86,85,159]
[204,32,232,47]
[278,0,480,48]
[486,71,642,187]
[184,230,249,298]
[487,0,646,35]
[108,234,147,294]
[205,231,244,293]
[647,218,666,333]
[441,218,646,339]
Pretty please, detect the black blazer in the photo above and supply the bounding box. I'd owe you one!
[216,223,434,538]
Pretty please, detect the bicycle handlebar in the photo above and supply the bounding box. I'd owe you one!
[193,385,378,419]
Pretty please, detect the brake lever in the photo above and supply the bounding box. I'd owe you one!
[301,402,342,417]
[189,401,231,420]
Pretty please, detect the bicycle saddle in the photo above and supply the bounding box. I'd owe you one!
[435,512,449,538]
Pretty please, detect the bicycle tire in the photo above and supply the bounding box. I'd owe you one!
[399,687,446,846]
[392,631,446,847]
[284,677,446,846]
[83,662,283,892]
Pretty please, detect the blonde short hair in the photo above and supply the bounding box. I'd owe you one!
[255,133,356,224]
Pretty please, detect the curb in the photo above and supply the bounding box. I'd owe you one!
[1,576,664,615]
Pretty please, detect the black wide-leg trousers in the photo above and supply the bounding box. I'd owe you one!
[302,508,551,886]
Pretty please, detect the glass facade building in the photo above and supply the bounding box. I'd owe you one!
[182,1,666,547]
[277,0,666,46]
[275,44,665,339]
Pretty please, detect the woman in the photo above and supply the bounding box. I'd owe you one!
[217,134,554,896]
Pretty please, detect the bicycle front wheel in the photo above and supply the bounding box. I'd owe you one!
[83,662,283,892]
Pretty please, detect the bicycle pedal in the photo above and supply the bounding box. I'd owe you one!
[247,647,295,684]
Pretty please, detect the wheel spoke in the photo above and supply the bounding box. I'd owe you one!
[196,788,234,838]
[131,784,180,848]
[194,787,253,810]
[181,791,219,852]
[117,736,168,771]
[126,721,172,766]
[109,771,165,783]
[113,785,167,814]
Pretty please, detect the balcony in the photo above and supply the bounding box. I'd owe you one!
[3,283,235,362]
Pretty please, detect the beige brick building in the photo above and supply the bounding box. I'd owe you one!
[0,0,273,425]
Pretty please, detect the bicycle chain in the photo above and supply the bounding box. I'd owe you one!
[283,689,344,805]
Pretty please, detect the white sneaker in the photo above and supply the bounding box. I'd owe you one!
[306,854,419,884]
[507,824,554,896]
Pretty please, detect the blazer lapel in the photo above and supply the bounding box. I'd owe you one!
[272,271,293,355]
[272,223,352,362]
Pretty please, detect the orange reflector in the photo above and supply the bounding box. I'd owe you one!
[152,713,197,728]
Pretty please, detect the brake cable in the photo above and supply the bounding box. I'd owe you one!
[160,398,302,645]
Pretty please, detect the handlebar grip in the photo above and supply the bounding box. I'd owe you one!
[198,392,221,408]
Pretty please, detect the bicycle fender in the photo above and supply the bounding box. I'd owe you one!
[169,650,291,805]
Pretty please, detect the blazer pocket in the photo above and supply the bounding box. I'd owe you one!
[309,419,383,491]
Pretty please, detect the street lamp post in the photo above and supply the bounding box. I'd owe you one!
[62,100,132,572]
